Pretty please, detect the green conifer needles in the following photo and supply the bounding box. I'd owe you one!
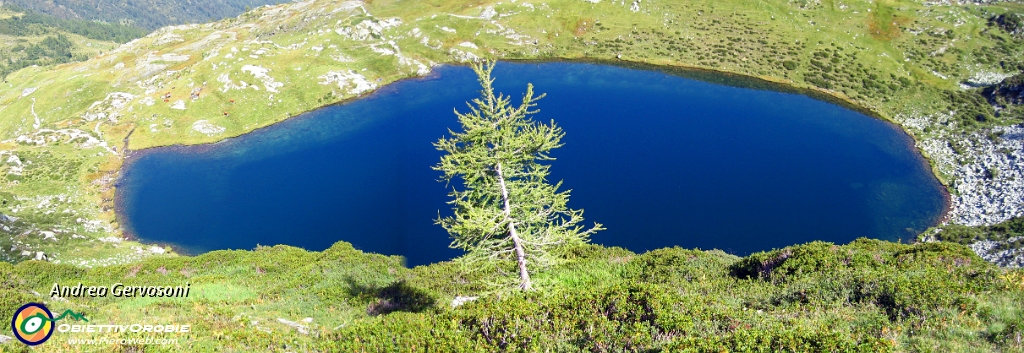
[434,61,603,291]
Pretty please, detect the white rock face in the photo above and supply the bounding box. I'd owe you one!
[630,0,641,12]
[370,45,396,56]
[458,42,479,49]
[160,53,191,62]
[241,65,284,93]
[963,71,1015,87]
[319,71,376,95]
[153,29,186,46]
[451,296,478,307]
[479,6,497,20]
[21,88,37,97]
[15,129,115,154]
[192,120,226,136]
[170,100,187,110]
[449,48,480,62]
[218,73,252,92]
[335,18,403,41]
[105,92,135,110]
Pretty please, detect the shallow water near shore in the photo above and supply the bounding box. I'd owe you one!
[117,62,946,266]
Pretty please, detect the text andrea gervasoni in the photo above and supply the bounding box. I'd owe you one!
[51,283,191,298]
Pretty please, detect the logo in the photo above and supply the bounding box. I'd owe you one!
[10,303,88,346]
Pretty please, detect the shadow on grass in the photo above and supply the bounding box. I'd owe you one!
[346,278,437,316]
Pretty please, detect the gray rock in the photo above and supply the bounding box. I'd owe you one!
[451,296,478,307]
[970,237,1024,268]
[277,318,309,335]
[939,124,1024,227]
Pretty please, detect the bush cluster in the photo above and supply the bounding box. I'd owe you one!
[319,240,1020,351]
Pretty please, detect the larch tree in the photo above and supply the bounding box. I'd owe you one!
[434,61,603,291]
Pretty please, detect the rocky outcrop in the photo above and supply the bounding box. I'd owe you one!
[451,296,478,307]
[970,236,1024,268]
[926,124,1024,226]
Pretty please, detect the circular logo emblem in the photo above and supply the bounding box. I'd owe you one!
[11,303,55,346]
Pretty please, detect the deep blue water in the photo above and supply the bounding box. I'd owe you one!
[117,62,947,266]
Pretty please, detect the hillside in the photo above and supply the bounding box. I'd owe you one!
[2,0,297,30]
[2,0,1022,267]
[1,239,1022,352]
[0,4,148,78]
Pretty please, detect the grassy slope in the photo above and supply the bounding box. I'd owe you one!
[0,5,148,79]
[2,0,295,30]
[0,239,1021,352]
[0,28,123,79]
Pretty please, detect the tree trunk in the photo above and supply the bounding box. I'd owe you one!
[495,162,532,291]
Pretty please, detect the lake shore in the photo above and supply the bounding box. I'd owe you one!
[115,57,957,244]
[4,0,1021,268]
[115,61,949,263]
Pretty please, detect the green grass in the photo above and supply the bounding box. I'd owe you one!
[1,239,1021,352]
[0,4,146,79]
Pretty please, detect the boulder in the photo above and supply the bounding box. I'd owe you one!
[451,296,478,307]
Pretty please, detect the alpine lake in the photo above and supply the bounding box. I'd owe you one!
[116,62,948,266]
